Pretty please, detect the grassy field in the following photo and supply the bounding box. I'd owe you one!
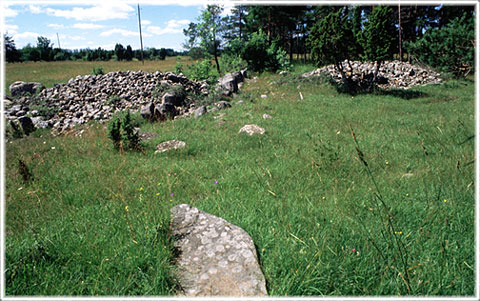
[4,62,475,296]
[4,56,194,96]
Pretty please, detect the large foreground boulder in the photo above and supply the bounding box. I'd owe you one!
[170,204,267,296]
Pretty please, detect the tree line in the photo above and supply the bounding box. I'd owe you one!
[184,4,474,77]
[4,35,183,63]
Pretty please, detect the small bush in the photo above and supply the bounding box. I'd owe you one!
[106,95,122,107]
[184,59,218,85]
[92,66,105,76]
[219,54,248,75]
[107,111,141,151]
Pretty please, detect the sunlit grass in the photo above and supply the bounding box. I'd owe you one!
[4,62,475,296]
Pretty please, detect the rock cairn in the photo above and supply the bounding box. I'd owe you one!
[5,71,209,135]
[170,204,267,297]
[303,60,442,89]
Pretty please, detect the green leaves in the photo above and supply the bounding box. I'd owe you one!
[406,13,474,77]
[362,6,397,63]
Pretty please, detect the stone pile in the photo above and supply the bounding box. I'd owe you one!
[5,71,209,135]
[303,60,442,89]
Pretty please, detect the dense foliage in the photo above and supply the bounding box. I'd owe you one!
[406,13,475,77]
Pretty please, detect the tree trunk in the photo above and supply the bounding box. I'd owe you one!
[398,4,403,61]
[213,31,220,74]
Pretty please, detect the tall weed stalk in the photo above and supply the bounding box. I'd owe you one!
[349,125,413,294]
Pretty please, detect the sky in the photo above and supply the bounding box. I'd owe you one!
[2,1,236,51]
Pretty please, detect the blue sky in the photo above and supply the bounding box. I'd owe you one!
[2,1,235,51]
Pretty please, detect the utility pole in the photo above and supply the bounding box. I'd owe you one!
[137,3,144,65]
[56,33,61,49]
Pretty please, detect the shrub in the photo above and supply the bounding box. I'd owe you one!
[184,59,218,85]
[240,30,291,73]
[219,54,248,75]
[106,95,122,107]
[174,58,184,74]
[92,66,105,76]
[406,13,474,77]
[107,111,141,151]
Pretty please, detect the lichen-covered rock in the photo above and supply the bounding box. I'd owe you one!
[170,204,267,297]
[194,106,207,119]
[239,124,265,136]
[155,140,186,153]
[9,81,44,97]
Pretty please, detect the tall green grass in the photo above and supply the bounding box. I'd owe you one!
[4,65,475,296]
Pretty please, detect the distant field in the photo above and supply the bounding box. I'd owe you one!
[4,56,194,96]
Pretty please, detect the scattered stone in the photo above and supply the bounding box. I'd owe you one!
[262,114,272,119]
[215,101,231,110]
[170,204,267,297]
[236,100,245,105]
[260,95,267,99]
[155,140,186,153]
[303,60,442,90]
[139,131,158,140]
[140,102,155,120]
[194,106,207,119]
[239,124,265,136]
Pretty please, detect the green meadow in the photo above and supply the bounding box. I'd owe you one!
[4,61,475,296]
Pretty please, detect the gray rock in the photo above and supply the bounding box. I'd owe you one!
[155,103,177,120]
[140,102,155,120]
[239,124,265,136]
[236,100,245,105]
[9,81,44,97]
[262,114,272,119]
[155,140,186,153]
[194,106,207,119]
[217,73,238,96]
[31,116,50,129]
[18,116,36,135]
[215,101,231,110]
[170,204,267,297]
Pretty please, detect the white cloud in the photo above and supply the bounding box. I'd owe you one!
[13,32,40,40]
[100,28,151,38]
[45,3,134,21]
[73,23,105,30]
[69,36,86,41]
[48,24,65,29]
[29,5,43,14]
[5,24,19,34]
[5,7,18,18]
[146,19,190,35]
[141,20,151,26]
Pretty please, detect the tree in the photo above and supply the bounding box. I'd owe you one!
[196,4,224,73]
[125,45,133,61]
[406,12,474,77]
[36,36,53,61]
[307,8,359,91]
[4,34,21,62]
[362,5,397,84]
[114,43,125,61]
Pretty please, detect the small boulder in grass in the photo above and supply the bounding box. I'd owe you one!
[262,114,272,119]
[155,140,186,153]
[239,124,265,136]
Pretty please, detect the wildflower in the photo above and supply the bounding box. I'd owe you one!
[443,199,447,203]
[139,187,143,191]
[322,196,326,200]
[214,180,218,185]
[125,205,129,212]
[405,193,409,197]
[385,160,389,165]
[168,173,171,177]
[156,192,160,196]
[157,182,161,186]
[51,146,56,150]
[395,231,403,235]
[170,192,174,196]
[352,248,356,252]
